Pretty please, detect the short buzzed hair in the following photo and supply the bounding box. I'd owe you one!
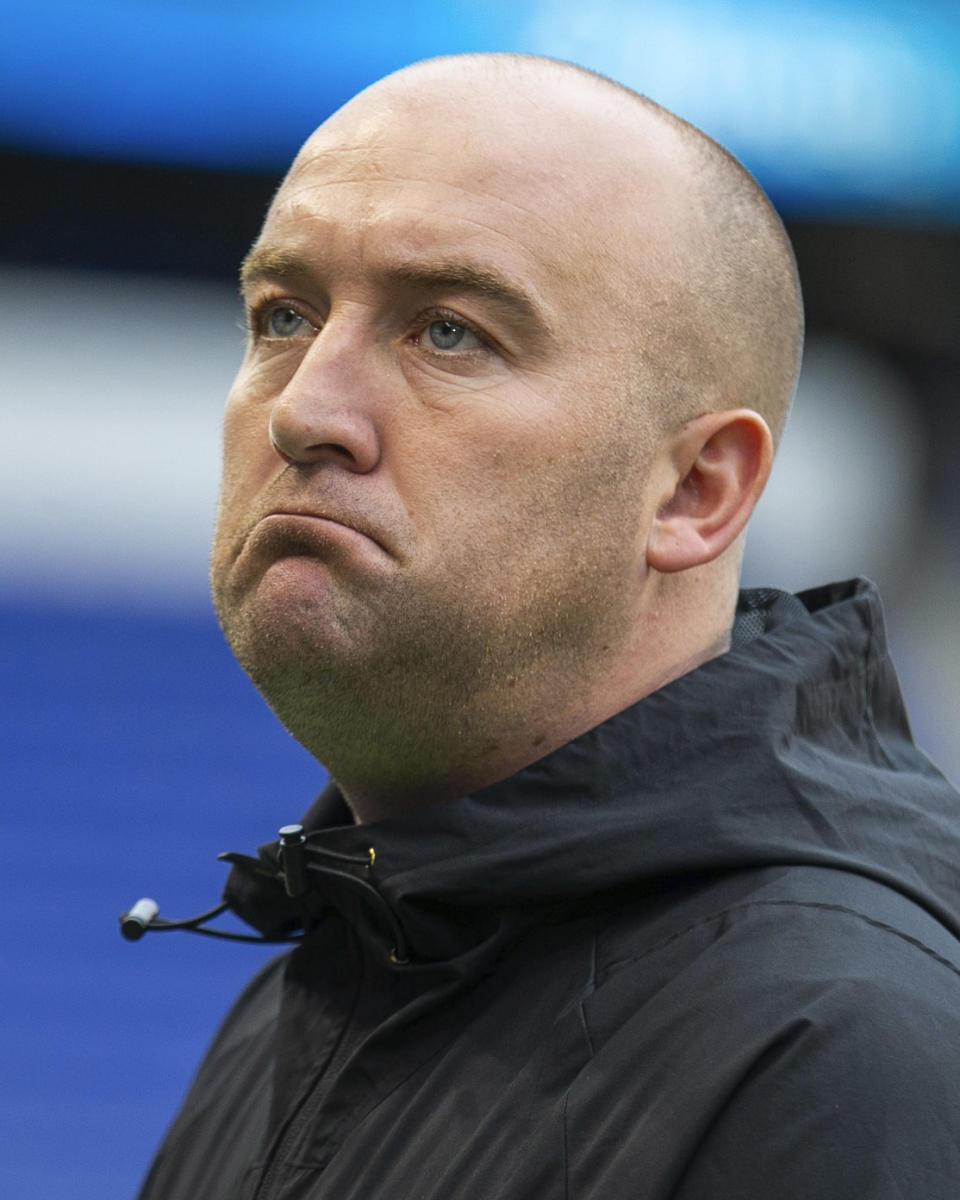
[649,97,804,446]
[403,53,804,449]
[558,58,803,446]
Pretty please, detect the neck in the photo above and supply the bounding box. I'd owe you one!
[330,579,736,823]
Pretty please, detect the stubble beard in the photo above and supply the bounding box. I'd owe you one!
[212,520,640,800]
[211,400,653,802]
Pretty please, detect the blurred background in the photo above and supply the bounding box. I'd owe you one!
[1,1,957,1196]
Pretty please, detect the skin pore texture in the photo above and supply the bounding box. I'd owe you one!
[210,54,804,823]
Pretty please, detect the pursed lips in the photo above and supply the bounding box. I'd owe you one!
[254,508,391,556]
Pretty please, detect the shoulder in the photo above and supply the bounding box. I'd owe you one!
[158,949,289,1122]
[136,951,290,1200]
[589,863,960,1011]
[565,868,960,1197]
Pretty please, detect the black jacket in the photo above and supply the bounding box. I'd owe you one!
[137,580,960,1199]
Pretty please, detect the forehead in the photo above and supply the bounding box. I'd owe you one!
[264,145,564,302]
[258,74,683,307]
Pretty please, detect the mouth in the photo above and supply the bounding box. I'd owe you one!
[245,509,391,567]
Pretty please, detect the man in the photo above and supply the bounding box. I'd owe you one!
[133,53,960,1198]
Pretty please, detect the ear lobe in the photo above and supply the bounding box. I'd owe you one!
[647,409,774,574]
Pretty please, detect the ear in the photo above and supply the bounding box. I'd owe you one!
[647,409,773,573]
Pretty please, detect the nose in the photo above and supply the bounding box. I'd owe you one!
[268,331,382,473]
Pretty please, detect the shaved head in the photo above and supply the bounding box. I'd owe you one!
[352,52,804,447]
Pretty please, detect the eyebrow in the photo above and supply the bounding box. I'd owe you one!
[239,246,311,293]
[239,245,554,345]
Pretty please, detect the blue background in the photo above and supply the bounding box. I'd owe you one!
[2,0,959,222]
[1,600,323,1195]
[1,2,958,1196]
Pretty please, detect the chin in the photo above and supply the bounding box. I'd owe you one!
[215,580,335,685]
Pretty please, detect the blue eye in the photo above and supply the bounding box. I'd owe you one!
[429,319,466,349]
[425,318,483,352]
[266,306,309,338]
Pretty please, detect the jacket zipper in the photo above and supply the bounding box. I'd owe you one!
[251,951,363,1199]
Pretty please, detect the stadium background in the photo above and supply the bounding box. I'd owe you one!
[2,2,958,1196]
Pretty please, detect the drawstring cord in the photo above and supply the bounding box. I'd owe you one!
[119,823,410,962]
[118,900,290,944]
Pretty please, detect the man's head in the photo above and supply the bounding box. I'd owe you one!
[210,53,803,820]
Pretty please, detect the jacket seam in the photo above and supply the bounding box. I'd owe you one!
[577,918,598,1059]
[564,918,599,1200]
[861,633,901,772]
[594,898,960,991]
[561,1087,571,1200]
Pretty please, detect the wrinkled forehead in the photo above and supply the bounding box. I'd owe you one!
[269,70,688,291]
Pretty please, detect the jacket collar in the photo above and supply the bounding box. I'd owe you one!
[223,580,960,964]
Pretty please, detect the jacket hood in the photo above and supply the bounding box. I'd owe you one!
[223,579,960,965]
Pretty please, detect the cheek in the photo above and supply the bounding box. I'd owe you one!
[220,387,277,496]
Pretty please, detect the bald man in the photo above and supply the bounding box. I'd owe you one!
[133,54,960,1199]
